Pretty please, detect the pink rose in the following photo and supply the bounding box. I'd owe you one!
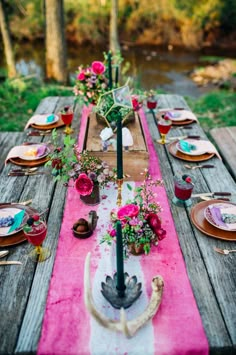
[117,204,140,221]
[91,61,105,75]
[77,71,85,81]
[75,173,94,196]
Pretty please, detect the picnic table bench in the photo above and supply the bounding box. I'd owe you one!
[0,95,235,355]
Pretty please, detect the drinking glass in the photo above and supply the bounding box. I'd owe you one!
[23,217,50,262]
[172,176,194,207]
[157,116,172,144]
[147,98,157,111]
[61,109,74,135]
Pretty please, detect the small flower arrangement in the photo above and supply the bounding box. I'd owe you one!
[101,170,166,257]
[45,130,116,195]
[73,60,109,106]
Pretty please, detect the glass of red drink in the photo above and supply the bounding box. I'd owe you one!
[60,106,74,135]
[157,115,172,144]
[23,215,50,262]
[147,99,157,110]
[172,176,194,207]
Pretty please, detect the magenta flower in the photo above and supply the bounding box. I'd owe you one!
[146,213,166,240]
[75,173,93,196]
[117,204,140,221]
[91,61,105,75]
[77,71,85,81]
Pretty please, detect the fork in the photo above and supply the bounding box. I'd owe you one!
[214,247,236,255]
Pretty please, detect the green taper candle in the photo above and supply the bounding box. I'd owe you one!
[116,220,125,294]
[108,51,112,89]
[116,115,123,179]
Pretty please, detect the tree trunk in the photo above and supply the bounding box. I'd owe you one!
[45,0,68,84]
[0,0,17,78]
[109,0,120,54]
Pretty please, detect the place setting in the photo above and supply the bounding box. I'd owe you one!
[156,108,198,126]
[5,142,53,168]
[190,199,236,241]
[0,202,38,247]
[24,113,64,131]
[168,137,222,162]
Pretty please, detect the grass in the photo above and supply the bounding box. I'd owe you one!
[0,77,73,131]
[0,77,235,132]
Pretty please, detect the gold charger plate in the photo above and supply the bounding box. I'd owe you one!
[31,116,65,130]
[0,204,37,247]
[168,140,215,162]
[190,200,236,241]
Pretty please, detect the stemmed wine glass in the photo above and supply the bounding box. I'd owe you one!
[23,214,50,262]
[156,115,172,144]
[60,106,74,135]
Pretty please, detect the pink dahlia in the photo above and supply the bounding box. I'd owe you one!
[117,204,140,221]
[146,213,166,240]
[91,61,105,75]
[75,173,94,196]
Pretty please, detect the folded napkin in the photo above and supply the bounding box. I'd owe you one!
[8,209,25,234]
[5,144,48,164]
[178,139,222,159]
[158,108,198,122]
[210,205,236,230]
[25,114,56,129]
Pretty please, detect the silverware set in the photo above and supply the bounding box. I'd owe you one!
[8,167,50,177]
[0,250,22,266]
[27,130,52,136]
[184,164,215,170]
[169,135,201,141]
[214,247,236,255]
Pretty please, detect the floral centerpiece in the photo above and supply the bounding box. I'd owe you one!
[101,170,166,257]
[45,130,116,200]
[73,60,109,106]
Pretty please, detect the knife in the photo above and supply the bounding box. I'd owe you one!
[192,192,232,198]
[200,196,230,201]
[169,135,200,140]
[0,261,22,266]
[27,130,51,136]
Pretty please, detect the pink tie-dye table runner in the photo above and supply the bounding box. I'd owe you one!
[38,108,209,355]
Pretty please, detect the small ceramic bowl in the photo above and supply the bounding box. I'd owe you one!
[72,211,98,239]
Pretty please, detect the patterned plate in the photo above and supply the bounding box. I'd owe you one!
[168,140,215,162]
[204,203,236,232]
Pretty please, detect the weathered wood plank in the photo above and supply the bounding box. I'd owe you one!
[210,127,236,181]
[146,94,236,351]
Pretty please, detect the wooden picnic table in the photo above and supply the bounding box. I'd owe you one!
[0,95,235,355]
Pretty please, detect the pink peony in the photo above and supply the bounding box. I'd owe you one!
[91,61,105,75]
[117,204,140,221]
[75,173,94,196]
[77,71,85,81]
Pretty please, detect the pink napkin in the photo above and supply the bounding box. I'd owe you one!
[5,144,48,164]
[177,139,222,159]
[24,114,56,129]
[159,108,198,122]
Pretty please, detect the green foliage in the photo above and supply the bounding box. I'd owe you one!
[186,90,236,132]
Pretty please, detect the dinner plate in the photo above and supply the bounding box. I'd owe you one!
[0,204,37,247]
[190,200,236,241]
[176,140,208,156]
[204,202,236,232]
[168,140,215,162]
[18,144,50,161]
[31,116,65,130]
[156,111,194,126]
[33,114,59,126]
[0,206,29,237]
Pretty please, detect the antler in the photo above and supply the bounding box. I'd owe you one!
[84,252,164,338]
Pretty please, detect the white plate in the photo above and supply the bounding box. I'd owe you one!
[176,139,207,156]
[19,144,50,161]
[33,114,59,126]
[204,203,236,232]
[0,207,29,237]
